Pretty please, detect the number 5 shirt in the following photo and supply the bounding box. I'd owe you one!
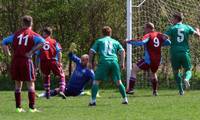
[164,23,195,54]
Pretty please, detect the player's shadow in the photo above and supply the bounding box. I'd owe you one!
[127,93,177,98]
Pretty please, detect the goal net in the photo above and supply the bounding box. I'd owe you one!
[128,0,200,88]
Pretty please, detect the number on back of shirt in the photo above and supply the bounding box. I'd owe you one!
[177,29,184,42]
[17,34,29,46]
[104,41,113,55]
[43,42,50,50]
[153,37,160,47]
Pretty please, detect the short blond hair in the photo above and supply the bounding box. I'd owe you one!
[145,22,155,30]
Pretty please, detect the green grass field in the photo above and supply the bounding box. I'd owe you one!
[0,89,200,120]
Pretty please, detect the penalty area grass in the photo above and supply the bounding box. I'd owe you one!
[0,89,200,120]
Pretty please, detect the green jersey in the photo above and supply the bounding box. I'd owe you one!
[91,36,124,62]
[165,23,195,53]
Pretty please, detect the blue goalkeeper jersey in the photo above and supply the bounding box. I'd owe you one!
[67,52,94,94]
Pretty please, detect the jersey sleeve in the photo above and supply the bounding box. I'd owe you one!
[35,50,41,56]
[162,39,171,46]
[33,35,45,45]
[1,34,14,45]
[164,26,172,37]
[90,40,99,53]
[68,52,81,64]
[127,37,149,46]
[56,42,62,52]
[87,69,95,81]
[117,41,124,52]
[187,25,195,35]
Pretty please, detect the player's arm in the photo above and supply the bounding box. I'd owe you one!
[25,35,45,58]
[58,51,62,64]
[34,50,40,70]
[117,42,125,70]
[161,34,171,46]
[163,25,173,40]
[56,42,62,64]
[193,28,200,37]
[89,40,98,69]
[68,52,81,64]
[1,34,14,56]
[126,37,149,46]
[88,49,95,69]
[119,50,125,70]
[162,39,171,46]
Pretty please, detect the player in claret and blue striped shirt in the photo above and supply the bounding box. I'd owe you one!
[126,22,171,96]
[1,15,45,112]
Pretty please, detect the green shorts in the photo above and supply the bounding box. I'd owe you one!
[170,52,192,70]
[95,60,121,82]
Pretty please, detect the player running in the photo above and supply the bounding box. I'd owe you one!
[88,26,128,106]
[37,52,95,98]
[1,15,45,112]
[36,27,65,99]
[164,12,200,95]
[126,22,171,96]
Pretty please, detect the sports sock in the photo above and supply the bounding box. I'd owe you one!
[44,75,50,96]
[119,83,127,98]
[15,89,21,108]
[28,89,35,109]
[59,76,65,92]
[151,78,158,92]
[91,84,99,101]
[128,77,136,91]
[174,73,183,93]
[185,70,192,81]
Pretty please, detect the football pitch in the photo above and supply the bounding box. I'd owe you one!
[0,89,200,120]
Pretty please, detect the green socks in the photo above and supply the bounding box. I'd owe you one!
[185,70,192,81]
[175,73,183,93]
[91,84,99,100]
[119,83,127,98]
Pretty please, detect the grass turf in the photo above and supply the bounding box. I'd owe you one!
[0,89,199,120]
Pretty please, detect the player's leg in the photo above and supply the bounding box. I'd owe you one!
[127,59,147,94]
[116,80,128,104]
[51,61,66,93]
[150,64,159,96]
[126,63,140,94]
[15,80,26,112]
[26,81,39,112]
[150,72,158,96]
[89,80,100,106]
[43,74,51,99]
[173,69,184,95]
[11,59,25,112]
[182,52,192,89]
[171,54,183,95]
[40,60,51,99]
[89,62,108,106]
[112,61,128,104]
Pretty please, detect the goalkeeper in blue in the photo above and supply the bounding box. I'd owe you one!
[38,52,95,98]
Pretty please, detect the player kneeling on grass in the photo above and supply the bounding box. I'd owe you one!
[36,27,66,99]
[164,12,200,95]
[126,22,171,96]
[1,15,45,112]
[38,52,95,98]
[88,26,128,106]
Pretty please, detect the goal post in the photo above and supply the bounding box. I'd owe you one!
[126,0,132,89]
